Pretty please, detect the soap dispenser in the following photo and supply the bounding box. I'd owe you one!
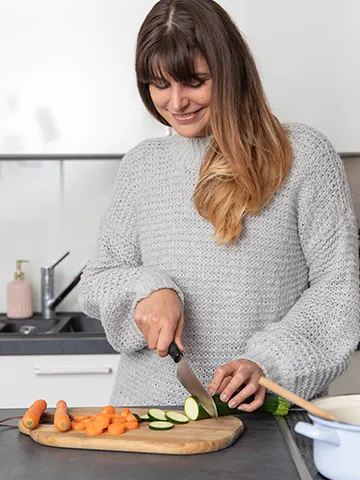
[7,260,34,319]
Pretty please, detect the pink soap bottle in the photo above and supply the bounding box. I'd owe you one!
[6,260,34,319]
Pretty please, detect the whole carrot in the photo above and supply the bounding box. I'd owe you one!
[54,400,71,432]
[22,399,47,430]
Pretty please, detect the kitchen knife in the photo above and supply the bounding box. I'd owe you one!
[168,341,218,419]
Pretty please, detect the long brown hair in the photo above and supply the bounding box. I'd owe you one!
[136,0,292,245]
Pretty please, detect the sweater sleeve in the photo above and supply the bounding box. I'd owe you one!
[78,142,184,354]
[242,131,360,400]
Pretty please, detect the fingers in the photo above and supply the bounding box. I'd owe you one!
[147,316,161,351]
[238,386,266,412]
[217,376,232,393]
[157,317,177,357]
[174,313,185,352]
[223,379,258,408]
[133,290,184,357]
[207,362,236,396]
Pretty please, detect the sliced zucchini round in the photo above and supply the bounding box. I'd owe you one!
[165,411,189,424]
[148,421,174,431]
[139,414,150,422]
[147,408,167,421]
[184,396,202,421]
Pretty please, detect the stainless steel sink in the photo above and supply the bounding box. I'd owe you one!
[0,313,104,336]
[56,315,105,334]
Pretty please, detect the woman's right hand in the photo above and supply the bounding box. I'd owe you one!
[134,288,184,357]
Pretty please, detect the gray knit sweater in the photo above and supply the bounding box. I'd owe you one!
[79,123,360,406]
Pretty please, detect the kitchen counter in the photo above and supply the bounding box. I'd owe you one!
[0,408,322,480]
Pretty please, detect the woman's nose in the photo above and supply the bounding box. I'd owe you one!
[169,85,189,112]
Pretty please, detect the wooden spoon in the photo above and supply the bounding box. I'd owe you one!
[259,376,340,422]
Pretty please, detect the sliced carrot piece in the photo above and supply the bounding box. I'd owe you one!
[93,417,110,430]
[101,406,115,415]
[125,413,139,423]
[82,418,94,424]
[108,423,126,435]
[71,421,86,431]
[111,416,126,424]
[125,421,139,430]
[74,415,90,423]
[120,408,130,417]
[85,426,104,437]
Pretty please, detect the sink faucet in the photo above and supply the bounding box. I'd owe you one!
[41,252,84,320]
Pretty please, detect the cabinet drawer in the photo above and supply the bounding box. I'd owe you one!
[1,354,120,408]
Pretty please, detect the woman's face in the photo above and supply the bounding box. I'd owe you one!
[149,55,212,138]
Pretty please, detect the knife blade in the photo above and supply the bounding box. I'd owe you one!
[168,341,218,419]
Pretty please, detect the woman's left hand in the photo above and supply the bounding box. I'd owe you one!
[207,359,266,412]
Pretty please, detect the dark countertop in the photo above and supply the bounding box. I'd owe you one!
[0,408,322,480]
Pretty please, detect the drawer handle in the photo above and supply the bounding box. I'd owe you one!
[33,365,113,375]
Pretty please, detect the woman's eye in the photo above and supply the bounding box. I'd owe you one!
[153,83,169,90]
[187,81,205,89]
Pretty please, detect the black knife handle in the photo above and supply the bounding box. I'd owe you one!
[168,341,183,363]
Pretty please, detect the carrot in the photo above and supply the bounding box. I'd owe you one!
[120,408,130,417]
[54,400,71,432]
[93,413,110,420]
[125,413,139,423]
[85,424,103,436]
[125,421,139,430]
[22,399,47,430]
[111,415,126,424]
[101,406,115,415]
[71,421,86,431]
[74,415,90,423]
[93,417,110,430]
[81,418,94,424]
[108,423,126,435]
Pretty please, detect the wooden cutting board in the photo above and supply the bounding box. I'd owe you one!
[18,407,244,455]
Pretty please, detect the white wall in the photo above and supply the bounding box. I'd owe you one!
[1,0,359,153]
[0,0,165,154]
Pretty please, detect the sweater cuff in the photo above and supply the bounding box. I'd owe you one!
[132,270,184,315]
[241,344,284,385]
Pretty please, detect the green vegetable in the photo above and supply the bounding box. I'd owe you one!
[147,408,167,421]
[165,411,189,424]
[148,421,174,431]
[139,414,150,422]
[184,393,290,421]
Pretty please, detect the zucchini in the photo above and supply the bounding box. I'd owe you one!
[165,411,189,424]
[139,414,150,422]
[148,421,174,431]
[184,393,290,421]
[133,413,142,422]
[147,408,167,421]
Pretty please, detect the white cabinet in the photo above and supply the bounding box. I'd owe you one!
[329,351,360,396]
[2,354,120,408]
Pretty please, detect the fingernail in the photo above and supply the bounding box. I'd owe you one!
[220,394,228,402]
[208,388,214,396]
[229,401,236,408]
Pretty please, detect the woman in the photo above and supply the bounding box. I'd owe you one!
[79,0,360,410]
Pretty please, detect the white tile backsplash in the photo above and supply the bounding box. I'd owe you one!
[0,159,120,313]
[0,155,359,315]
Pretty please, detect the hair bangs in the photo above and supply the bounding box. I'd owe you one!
[137,33,200,85]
